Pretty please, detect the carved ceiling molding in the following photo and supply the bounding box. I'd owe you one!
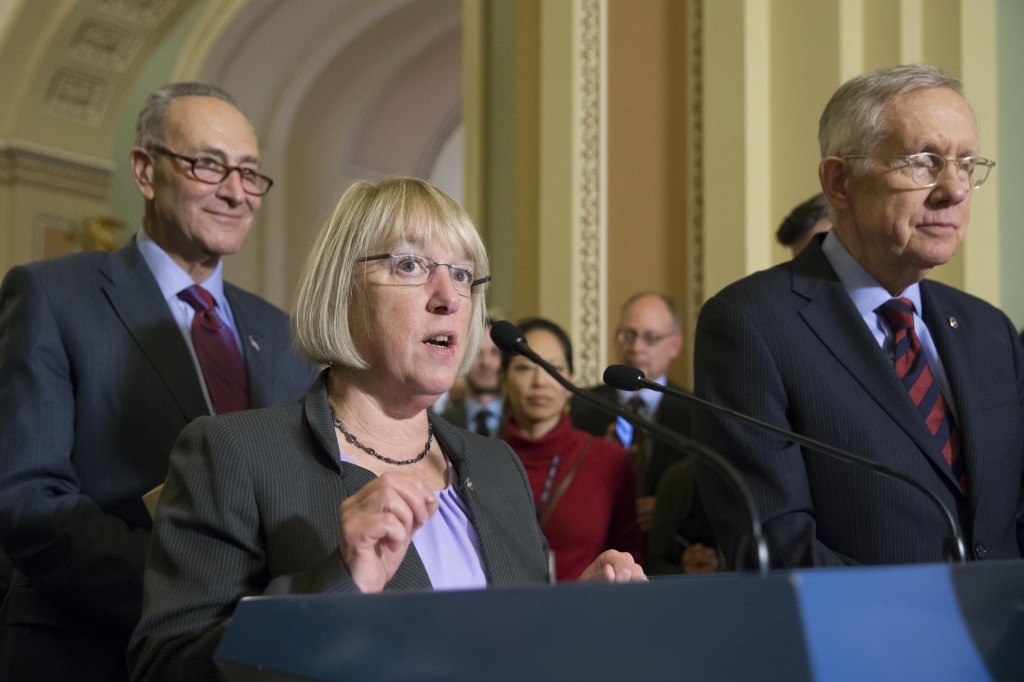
[28,0,191,131]
[44,68,115,126]
[69,18,144,73]
[97,0,180,27]
[574,0,607,388]
[0,140,113,198]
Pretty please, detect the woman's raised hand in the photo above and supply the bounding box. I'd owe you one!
[339,472,439,593]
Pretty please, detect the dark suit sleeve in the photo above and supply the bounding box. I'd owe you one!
[645,460,697,575]
[1008,316,1024,556]
[129,416,358,682]
[0,265,151,629]
[693,294,855,569]
[569,389,616,437]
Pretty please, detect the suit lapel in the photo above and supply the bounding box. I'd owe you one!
[793,244,962,491]
[920,283,983,510]
[225,285,274,408]
[303,372,432,590]
[430,413,518,587]
[100,239,209,423]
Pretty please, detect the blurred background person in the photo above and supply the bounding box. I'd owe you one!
[776,193,832,257]
[129,179,645,681]
[645,460,720,575]
[571,294,695,529]
[441,318,503,436]
[572,292,718,571]
[501,318,643,581]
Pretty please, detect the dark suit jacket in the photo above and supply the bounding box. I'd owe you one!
[128,371,549,682]
[570,382,695,496]
[0,239,318,679]
[693,236,1024,568]
[441,397,503,437]
[442,396,470,429]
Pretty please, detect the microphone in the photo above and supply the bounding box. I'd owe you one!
[603,364,967,563]
[491,321,771,574]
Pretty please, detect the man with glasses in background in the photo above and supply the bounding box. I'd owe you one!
[0,83,317,681]
[441,318,504,437]
[694,64,1022,569]
[572,293,718,572]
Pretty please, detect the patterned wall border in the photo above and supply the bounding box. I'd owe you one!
[685,0,704,369]
[575,0,607,388]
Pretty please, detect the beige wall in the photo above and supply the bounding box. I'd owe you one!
[700,0,1001,308]
[606,0,689,385]
[510,0,541,323]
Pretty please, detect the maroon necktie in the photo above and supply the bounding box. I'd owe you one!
[877,298,967,495]
[177,284,249,414]
[627,394,647,495]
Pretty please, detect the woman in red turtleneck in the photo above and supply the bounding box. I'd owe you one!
[500,318,643,581]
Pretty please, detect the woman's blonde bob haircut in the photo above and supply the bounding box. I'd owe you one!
[293,177,489,376]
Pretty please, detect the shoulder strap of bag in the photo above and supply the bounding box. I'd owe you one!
[539,435,594,530]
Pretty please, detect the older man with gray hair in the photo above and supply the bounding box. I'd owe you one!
[693,64,1021,569]
[0,83,317,681]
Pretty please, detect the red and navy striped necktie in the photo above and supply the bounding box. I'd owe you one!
[178,284,250,414]
[877,298,967,495]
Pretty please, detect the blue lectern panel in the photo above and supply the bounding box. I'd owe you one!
[216,561,1024,682]
[217,576,812,682]
[793,563,991,682]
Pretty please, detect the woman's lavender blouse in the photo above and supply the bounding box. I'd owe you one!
[337,450,488,591]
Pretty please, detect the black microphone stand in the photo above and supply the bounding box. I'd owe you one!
[603,365,967,563]
[491,322,770,575]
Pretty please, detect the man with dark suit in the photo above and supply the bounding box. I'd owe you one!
[0,83,318,681]
[441,319,503,436]
[694,64,1021,568]
[571,294,707,553]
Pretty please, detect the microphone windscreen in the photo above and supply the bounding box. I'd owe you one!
[490,320,525,353]
[603,364,645,391]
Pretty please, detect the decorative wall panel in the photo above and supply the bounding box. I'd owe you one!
[44,69,114,125]
[575,0,607,388]
[97,0,179,27]
[69,20,143,73]
[686,0,704,344]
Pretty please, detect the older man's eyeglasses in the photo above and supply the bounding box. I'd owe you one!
[148,146,274,196]
[616,328,672,346]
[843,153,995,190]
[357,252,491,296]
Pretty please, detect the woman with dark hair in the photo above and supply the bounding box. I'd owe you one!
[500,318,643,581]
[776,193,832,257]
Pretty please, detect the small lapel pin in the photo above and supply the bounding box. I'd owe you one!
[465,477,474,491]
[249,335,261,351]
[948,317,959,329]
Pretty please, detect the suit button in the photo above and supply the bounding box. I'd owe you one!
[974,542,987,559]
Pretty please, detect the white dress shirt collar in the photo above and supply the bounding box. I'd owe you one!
[820,230,922,321]
[136,228,228,308]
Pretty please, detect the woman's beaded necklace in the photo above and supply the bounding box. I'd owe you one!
[330,408,432,466]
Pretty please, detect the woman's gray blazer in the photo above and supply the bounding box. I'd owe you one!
[129,370,549,682]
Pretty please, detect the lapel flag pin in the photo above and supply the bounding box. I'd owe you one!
[249,335,260,352]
